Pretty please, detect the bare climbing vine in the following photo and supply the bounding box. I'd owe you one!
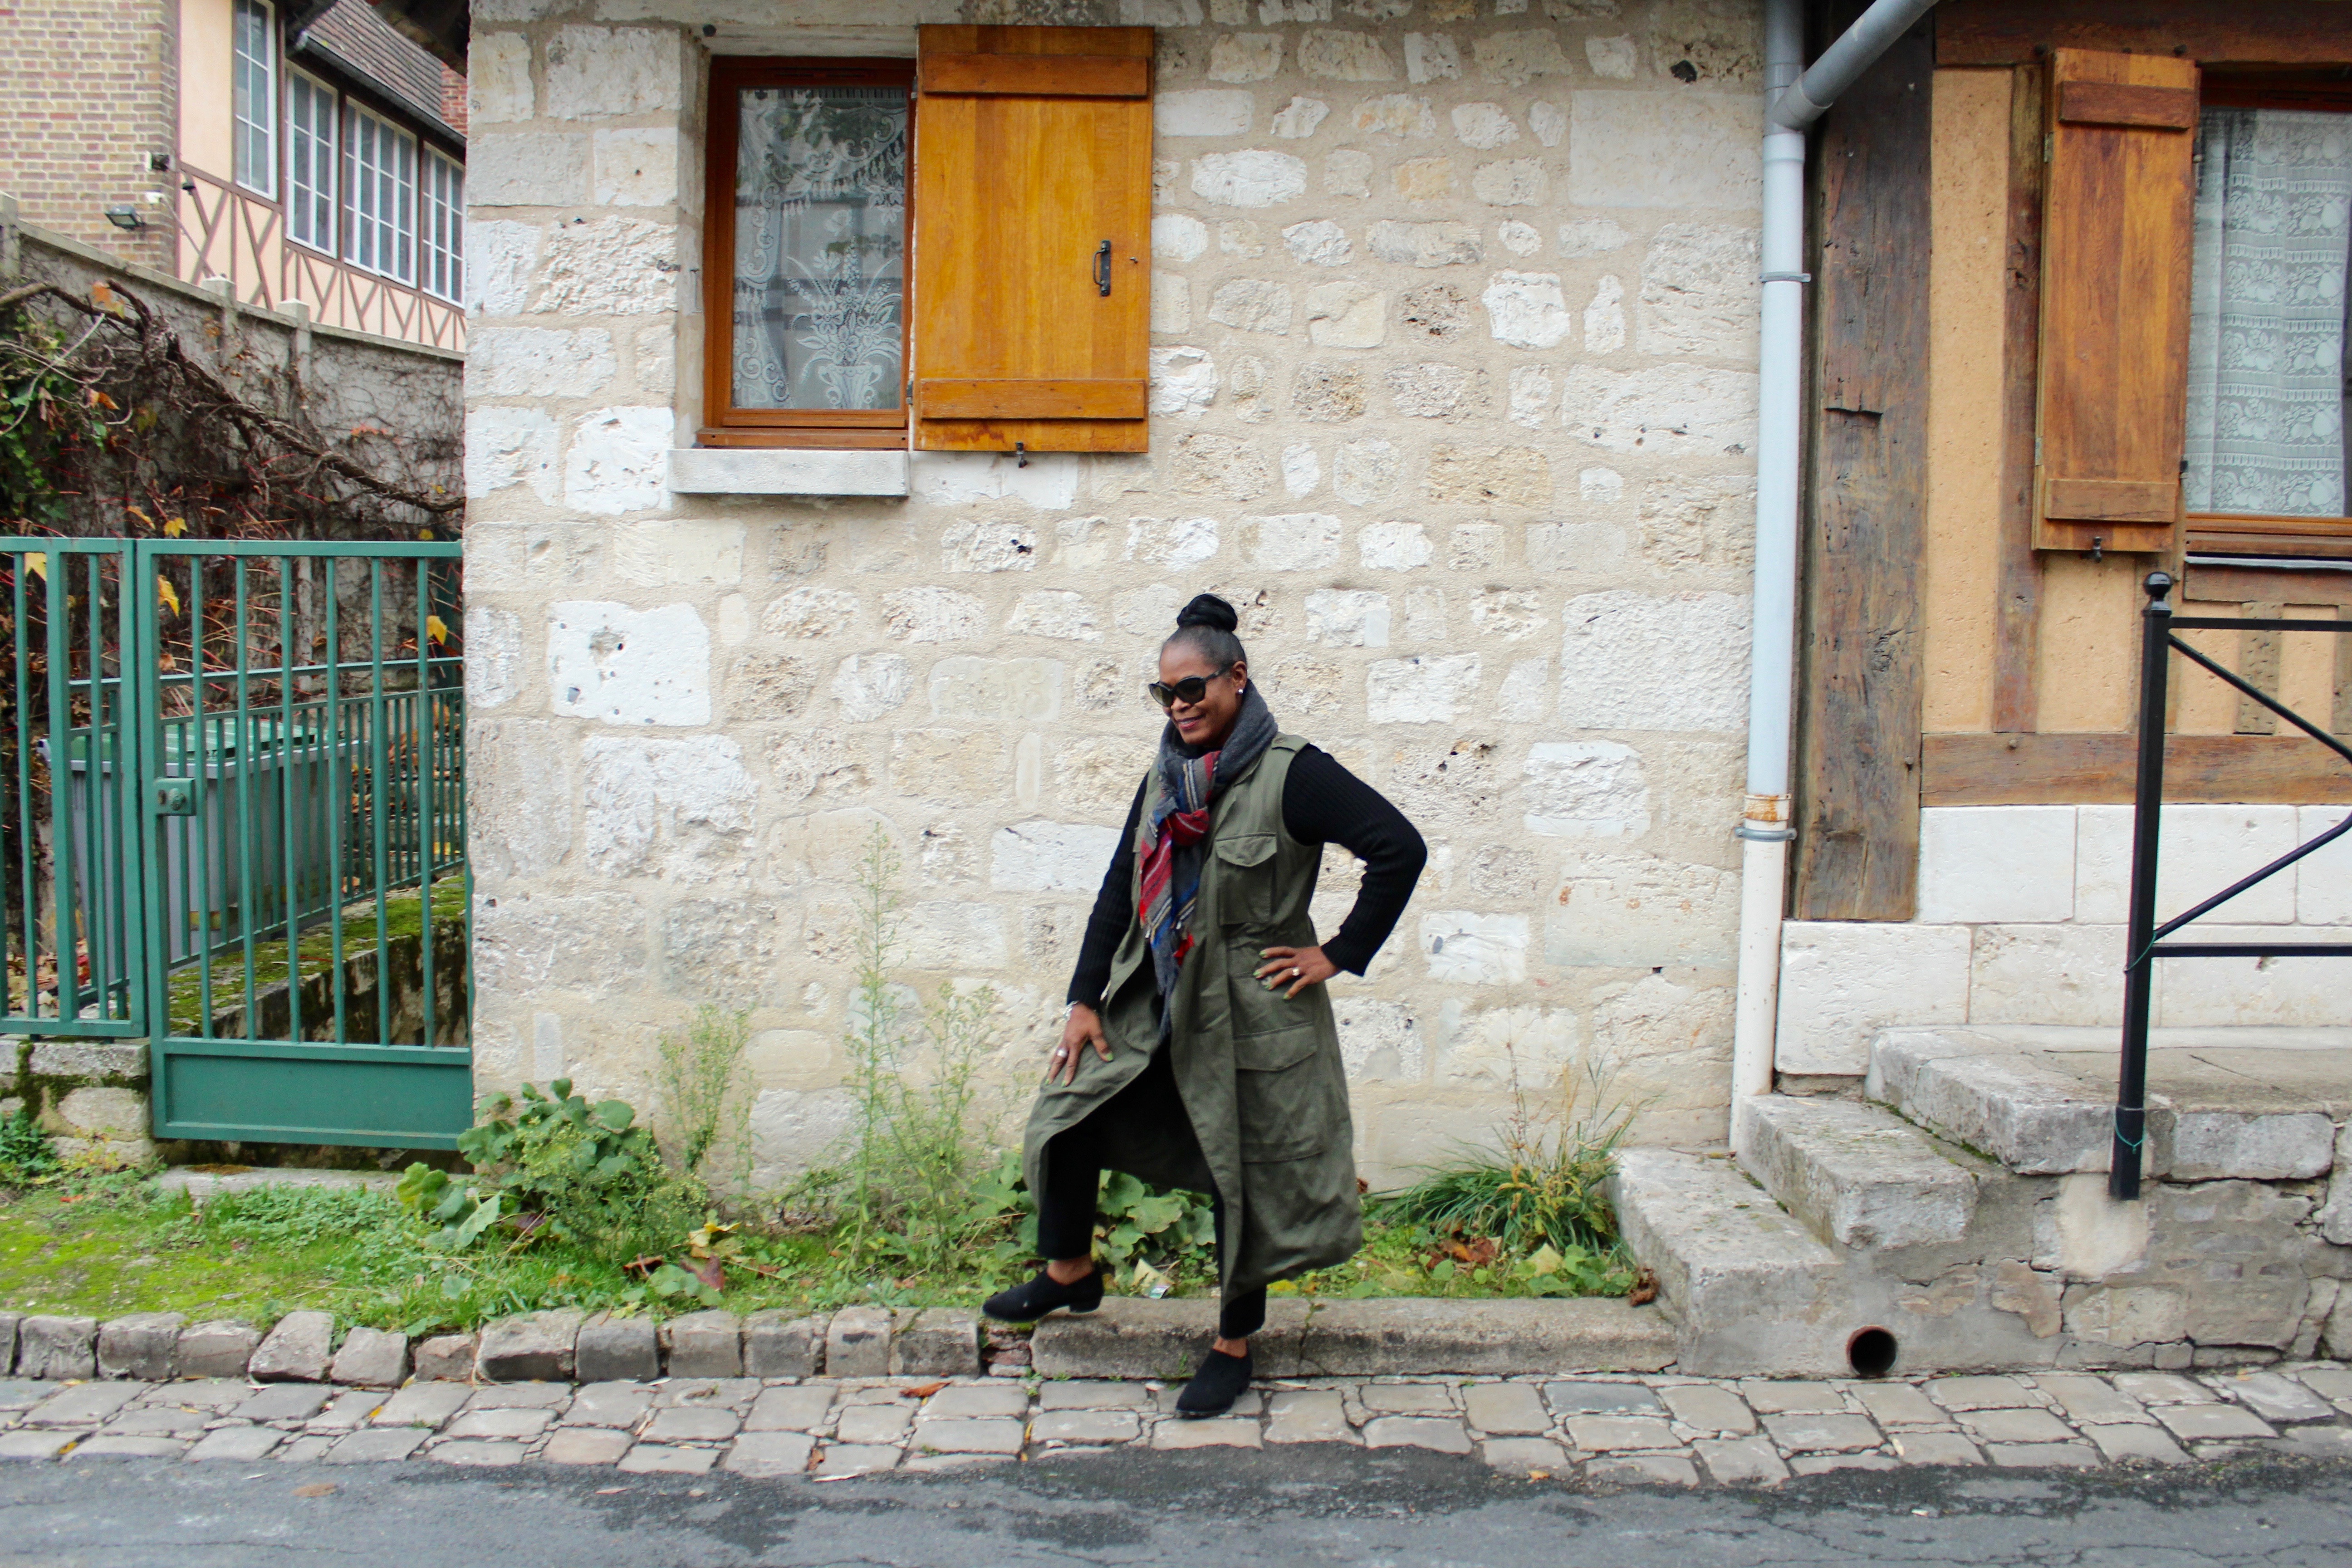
[0,276,461,540]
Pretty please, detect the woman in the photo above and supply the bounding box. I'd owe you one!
[984,593,1427,1416]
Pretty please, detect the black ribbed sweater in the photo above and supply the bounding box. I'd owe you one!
[1065,745,1427,1007]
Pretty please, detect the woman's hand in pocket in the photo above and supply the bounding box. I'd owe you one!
[1254,945,1337,1000]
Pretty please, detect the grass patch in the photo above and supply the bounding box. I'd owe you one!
[0,1174,1632,1334]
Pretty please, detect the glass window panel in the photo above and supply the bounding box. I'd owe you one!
[286,73,335,251]
[232,0,276,196]
[345,107,417,285]
[732,83,908,411]
[2185,107,2352,518]
[419,150,463,302]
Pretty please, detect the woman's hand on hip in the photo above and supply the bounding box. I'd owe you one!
[1254,945,1338,999]
[1052,1003,1112,1085]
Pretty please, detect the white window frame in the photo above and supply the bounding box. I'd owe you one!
[418,146,463,303]
[284,69,337,254]
[344,103,416,285]
[232,0,278,197]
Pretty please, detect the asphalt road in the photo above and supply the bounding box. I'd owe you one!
[1,1449,2349,1568]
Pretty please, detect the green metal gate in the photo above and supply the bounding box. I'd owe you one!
[0,538,471,1148]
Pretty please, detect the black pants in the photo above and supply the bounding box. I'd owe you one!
[1034,1049,1269,1342]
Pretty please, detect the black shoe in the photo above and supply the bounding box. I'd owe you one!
[982,1264,1104,1323]
[1176,1346,1253,1418]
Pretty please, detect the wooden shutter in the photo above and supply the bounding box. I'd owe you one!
[911,25,1153,453]
[2033,48,2200,554]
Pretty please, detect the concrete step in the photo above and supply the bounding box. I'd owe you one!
[1028,1297,1677,1379]
[1607,1147,1847,1376]
[1736,1096,1978,1251]
[1867,1026,2163,1176]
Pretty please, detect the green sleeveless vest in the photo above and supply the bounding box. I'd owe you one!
[1020,734,1364,1303]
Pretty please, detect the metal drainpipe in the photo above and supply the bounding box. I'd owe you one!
[1729,0,1942,1146]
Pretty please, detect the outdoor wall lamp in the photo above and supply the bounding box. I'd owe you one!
[103,206,146,232]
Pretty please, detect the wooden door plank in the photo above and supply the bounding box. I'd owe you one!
[1922,731,2352,804]
[1938,0,2352,67]
[922,54,1151,96]
[1993,62,2046,733]
[2033,48,2198,552]
[917,378,1148,419]
[1793,7,1935,921]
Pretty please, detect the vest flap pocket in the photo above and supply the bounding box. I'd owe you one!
[1214,833,1276,868]
[1214,832,1277,926]
[1234,1021,1319,1073]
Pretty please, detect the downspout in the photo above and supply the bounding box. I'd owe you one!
[1730,0,1941,1143]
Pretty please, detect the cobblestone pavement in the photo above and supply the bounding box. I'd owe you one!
[5,1362,2352,1484]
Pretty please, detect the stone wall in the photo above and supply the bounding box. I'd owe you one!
[461,0,1767,1185]
[1778,804,2352,1078]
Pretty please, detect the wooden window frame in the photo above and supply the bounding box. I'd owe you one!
[2181,69,2352,563]
[284,68,338,257]
[345,103,418,286]
[700,57,915,452]
[232,0,279,199]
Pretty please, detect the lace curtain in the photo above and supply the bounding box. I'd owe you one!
[732,86,907,411]
[2183,108,2352,518]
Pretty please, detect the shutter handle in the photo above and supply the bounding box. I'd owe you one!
[1094,240,1112,297]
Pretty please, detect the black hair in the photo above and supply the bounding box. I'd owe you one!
[1164,592,1246,670]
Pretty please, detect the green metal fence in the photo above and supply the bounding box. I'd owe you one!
[0,538,473,1148]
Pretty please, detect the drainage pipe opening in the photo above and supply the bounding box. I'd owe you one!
[1847,1326,1898,1379]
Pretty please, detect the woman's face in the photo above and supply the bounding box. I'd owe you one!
[1159,644,1248,750]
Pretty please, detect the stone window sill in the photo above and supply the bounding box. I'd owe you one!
[666,447,908,497]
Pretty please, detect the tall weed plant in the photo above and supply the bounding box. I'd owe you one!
[823,825,1013,1275]
[657,1004,754,1192]
[1379,1024,1643,1265]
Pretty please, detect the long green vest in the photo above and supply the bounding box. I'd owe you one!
[1019,734,1363,1306]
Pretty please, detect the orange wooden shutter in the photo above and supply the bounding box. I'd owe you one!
[912,25,1153,453]
[2033,48,2200,554]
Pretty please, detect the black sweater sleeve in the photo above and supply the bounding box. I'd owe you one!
[1280,746,1426,976]
[1064,750,1426,1004]
[1067,779,1147,1006]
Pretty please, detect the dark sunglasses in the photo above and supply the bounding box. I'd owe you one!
[1147,666,1235,710]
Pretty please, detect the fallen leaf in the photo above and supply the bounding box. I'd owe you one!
[292,1482,337,1498]
[1627,1266,1659,1308]
[900,1381,947,1400]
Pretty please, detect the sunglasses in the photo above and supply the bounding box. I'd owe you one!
[1147,666,1235,710]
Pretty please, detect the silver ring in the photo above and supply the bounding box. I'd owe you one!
[1290,968,1300,978]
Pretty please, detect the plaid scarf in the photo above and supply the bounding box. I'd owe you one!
[1137,681,1279,1015]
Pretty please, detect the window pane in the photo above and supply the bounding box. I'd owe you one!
[2185,108,2352,517]
[287,75,334,250]
[232,0,275,196]
[733,83,907,411]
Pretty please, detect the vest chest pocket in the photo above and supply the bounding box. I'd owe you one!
[1213,832,1277,927]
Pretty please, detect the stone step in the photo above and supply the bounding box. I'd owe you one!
[1607,1147,1848,1377]
[1029,1297,1677,1380]
[1867,1026,2164,1176]
[1737,1096,1979,1251]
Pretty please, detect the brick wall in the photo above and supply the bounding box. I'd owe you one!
[0,0,177,270]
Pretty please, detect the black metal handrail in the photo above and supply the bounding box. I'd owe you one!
[2112,570,2352,1200]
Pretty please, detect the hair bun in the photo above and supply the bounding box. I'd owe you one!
[1174,593,1239,633]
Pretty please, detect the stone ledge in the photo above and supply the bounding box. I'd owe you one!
[665,447,908,497]
[1030,1297,1676,1381]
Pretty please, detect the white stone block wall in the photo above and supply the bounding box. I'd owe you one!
[1778,803,2352,1076]
[463,0,1767,1184]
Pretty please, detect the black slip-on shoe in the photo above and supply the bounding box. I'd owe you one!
[982,1265,1105,1323]
[1176,1346,1254,1418]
